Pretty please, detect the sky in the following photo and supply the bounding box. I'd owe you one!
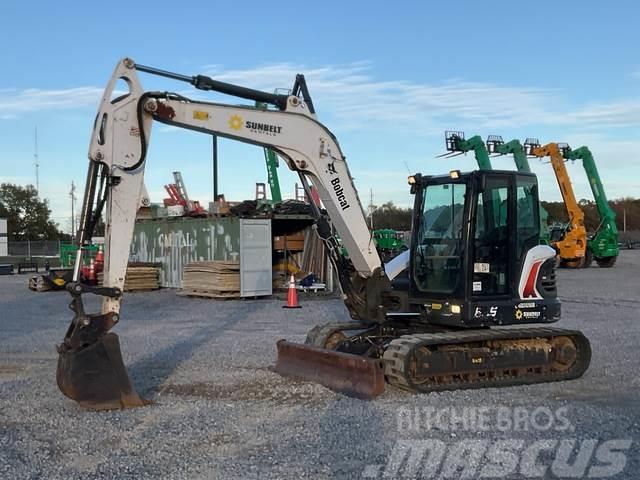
[0,0,639,233]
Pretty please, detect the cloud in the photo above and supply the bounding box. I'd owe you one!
[202,62,563,131]
[2,61,640,132]
[0,86,103,115]
[200,61,640,132]
[562,100,640,127]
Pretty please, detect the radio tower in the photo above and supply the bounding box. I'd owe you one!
[34,127,40,195]
[70,181,77,241]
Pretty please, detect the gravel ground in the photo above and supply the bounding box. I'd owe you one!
[1,252,639,479]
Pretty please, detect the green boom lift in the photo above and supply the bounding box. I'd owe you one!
[263,147,282,202]
[256,101,283,202]
[443,132,550,245]
[563,146,618,267]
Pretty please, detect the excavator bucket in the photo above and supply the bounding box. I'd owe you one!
[57,333,149,410]
[275,340,385,399]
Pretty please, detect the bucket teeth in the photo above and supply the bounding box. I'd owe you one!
[57,332,149,410]
[275,340,385,400]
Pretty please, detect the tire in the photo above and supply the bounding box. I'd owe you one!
[595,256,617,268]
[582,249,593,268]
[561,256,586,269]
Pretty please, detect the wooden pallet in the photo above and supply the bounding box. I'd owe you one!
[176,289,239,299]
[97,264,161,291]
[180,261,240,299]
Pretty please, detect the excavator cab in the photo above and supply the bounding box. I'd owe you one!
[408,169,560,328]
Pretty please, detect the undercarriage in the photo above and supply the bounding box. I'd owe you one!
[275,321,591,398]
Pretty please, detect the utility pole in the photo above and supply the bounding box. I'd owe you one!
[70,181,77,242]
[34,127,40,195]
[369,188,374,230]
[212,134,219,200]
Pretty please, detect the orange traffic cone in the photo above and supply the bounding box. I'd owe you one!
[88,259,96,285]
[283,274,302,309]
[95,245,104,273]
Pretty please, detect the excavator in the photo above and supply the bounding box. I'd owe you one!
[531,143,588,268]
[56,58,591,410]
[443,132,550,244]
[563,146,618,268]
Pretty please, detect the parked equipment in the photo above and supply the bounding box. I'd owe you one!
[531,143,588,268]
[56,58,590,410]
[563,146,618,267]
[373,229,407,262]
[163,171,206,216]
[444,132,551,246]
[30,244,101,292]
[29,268,74,292]
[256,102,284,203]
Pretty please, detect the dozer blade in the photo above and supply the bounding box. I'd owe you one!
[57,332,149,410]
[275,340,385,400]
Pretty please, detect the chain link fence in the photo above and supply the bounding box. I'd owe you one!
[7,240,64,258]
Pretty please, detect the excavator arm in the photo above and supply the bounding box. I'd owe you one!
[563,146,618,266]
[57,58,391,409]
[531,143,587,266]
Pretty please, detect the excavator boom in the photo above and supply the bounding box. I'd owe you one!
[57,58,390,409]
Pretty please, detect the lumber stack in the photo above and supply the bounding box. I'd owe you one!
[97,262,161,291]
[124,264,161,291]
[299,229,327,282]
[178,261,240,298]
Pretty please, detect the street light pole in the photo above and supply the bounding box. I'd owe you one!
[70,181,76,242]
[212,135,219,200]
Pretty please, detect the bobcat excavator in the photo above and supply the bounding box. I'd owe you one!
[56,58,591,410]
[531,143,588,268]
[443,132,550,244]
[563,146,618,268]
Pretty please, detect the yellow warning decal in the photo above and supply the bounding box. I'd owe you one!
[193,110,210,121]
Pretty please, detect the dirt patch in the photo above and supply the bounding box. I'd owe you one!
[0,365,26,376]
[161,376,329,405]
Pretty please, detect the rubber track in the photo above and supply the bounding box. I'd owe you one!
[383,327,591,393]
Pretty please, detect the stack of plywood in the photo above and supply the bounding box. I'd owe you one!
[98,262,161,291]
[124,263,161,291]
[300,229,327,282]
[178,261,240,298]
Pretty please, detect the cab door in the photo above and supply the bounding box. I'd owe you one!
[470,175,512,298]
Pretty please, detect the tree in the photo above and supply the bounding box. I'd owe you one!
[542,197,640,232]
[367,201,413,230]
[0,183,65,241]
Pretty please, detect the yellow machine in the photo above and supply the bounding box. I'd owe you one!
[531,143,588,268]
